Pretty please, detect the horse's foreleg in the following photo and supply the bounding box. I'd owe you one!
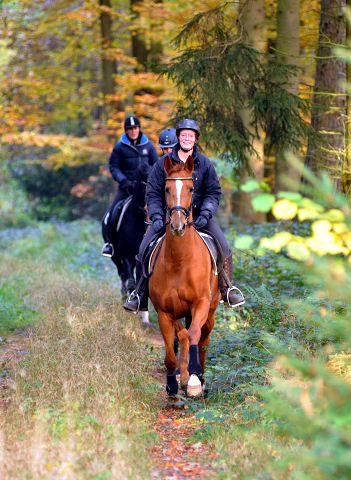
[175,319,189,390]
[158,312,178,396]
[187,301,210,376]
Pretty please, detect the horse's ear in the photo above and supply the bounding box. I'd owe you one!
[185,155,194,173]
[164,156,173,175]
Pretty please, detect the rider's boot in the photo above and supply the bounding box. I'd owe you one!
[122,259,148,313]
[101,242,114,257]
[218,251,245,308]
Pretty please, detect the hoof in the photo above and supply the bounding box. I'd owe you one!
[140,311,150,324]
[187,374,202,397]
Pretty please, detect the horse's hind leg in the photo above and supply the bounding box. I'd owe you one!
[175,319,189,390]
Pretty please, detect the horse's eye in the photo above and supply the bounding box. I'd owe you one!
[189,187,194,193]
[165,187,170,194]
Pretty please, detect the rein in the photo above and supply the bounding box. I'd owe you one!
[165,176,194,224]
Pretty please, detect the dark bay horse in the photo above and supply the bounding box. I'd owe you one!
[149,155,221,397]
[102,162,150,322]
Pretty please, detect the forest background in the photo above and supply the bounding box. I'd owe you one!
[0,0,349,224]
[1,1,351,479]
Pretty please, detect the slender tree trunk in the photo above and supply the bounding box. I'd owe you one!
[233,0,266,222]
[99,0,123,131]
[346,0,351,197]
[131,0,148,70]
[275,0,301,193]
[304,0,346,191]
[130,0,163,72]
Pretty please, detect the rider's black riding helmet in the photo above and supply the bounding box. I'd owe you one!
[158,128,178,148]
[124,115,141,129]
[176,119,200,139]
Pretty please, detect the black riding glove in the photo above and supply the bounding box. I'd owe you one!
[194,215,208,229]
[152,217,164,233]
[119,177,131,190]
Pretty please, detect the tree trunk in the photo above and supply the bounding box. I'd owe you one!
[99,0,123,130]
[304,0,346,191]
[275,0,301,193]
[130,0,148,70]
[130,0,163,72]
[345,0,351,197]
[233,0,267,222]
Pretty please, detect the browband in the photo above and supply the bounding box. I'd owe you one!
[165,177,193,181]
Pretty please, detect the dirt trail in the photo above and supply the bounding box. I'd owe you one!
[147,329,219,479]
[0,327,219,479]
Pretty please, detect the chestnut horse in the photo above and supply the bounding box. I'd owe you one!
[149,155,221,397]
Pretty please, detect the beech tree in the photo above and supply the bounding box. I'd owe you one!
[233,0,267,222]
[304,0,346,190]
[275,0,301,193]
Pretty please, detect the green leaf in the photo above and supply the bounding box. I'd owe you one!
[240,180,260,192]
[259,181,271,192]
[252,193,275,212]
[234,235,254,250]
[277,191,302,202]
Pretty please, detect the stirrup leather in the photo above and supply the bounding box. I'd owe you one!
[101,242,114,257]
[226,285,245,307]
[124,290,140,314]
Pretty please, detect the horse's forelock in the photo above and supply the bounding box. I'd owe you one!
[167,159,194,177]
[167,163,184,176]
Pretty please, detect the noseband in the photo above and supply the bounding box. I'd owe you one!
[165,176,194,223]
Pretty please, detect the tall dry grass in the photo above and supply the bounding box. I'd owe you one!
[0,253,158,479]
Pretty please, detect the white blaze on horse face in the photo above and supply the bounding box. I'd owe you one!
[175,179,183,206]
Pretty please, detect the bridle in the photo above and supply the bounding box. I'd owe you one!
[165,176,194,225]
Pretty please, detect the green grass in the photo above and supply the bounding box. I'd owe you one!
[1,218,349,479]
[0,220,160,479]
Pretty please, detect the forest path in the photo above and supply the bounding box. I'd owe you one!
[147,329,219,480]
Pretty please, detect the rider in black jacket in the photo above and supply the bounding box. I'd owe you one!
[123,118,245,313]
[101,116,158,257]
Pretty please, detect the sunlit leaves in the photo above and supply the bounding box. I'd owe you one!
[234,235,254,250]
[272,199,298,220]
[251,193,276,212]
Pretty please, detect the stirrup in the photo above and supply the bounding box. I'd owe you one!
[226,286,245,308]
[123,290,140,314]
[101,243,114,257]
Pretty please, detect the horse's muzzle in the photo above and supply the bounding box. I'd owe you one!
[170,223,186,237]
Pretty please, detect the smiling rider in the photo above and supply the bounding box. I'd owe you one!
[122,118,245,313]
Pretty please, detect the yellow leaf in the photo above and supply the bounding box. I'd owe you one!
[298,208,320,221]
[311,220,332,235]
[286,241,310,261]
[322,209,345,222]
[272,199,298,220]
[333,223,349,234]
[260,232,292,252]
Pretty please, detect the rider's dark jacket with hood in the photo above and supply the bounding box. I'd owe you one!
[109,132,158,185]
[146,144,222,223]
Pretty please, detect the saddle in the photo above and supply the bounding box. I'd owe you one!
[143,229,224,278]
[103,196,132,234]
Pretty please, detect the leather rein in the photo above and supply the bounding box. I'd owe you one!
[165,176,194,226]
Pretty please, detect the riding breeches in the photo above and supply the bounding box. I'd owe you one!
[138,218,230,259]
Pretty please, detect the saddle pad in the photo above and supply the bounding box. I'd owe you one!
[116,196,132,232]
[198,231,218,275]
[148,234,165,275]
[147,231,218,276]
